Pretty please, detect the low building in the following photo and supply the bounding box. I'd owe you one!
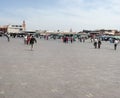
[104,30,117,35]
[7,25,24,33]
[0,21,26,34]
[0,25,8,33]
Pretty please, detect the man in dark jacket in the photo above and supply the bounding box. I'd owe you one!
[30,36,37,50]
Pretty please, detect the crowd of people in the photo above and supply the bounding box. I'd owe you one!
[1,33,120,51]
[40,35,120,50]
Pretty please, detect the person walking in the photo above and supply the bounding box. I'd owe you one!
[114,39,119,50]
[4,33,10,42]
[27,35,31,45]
[70,36,73,43]
[98,39,102,49]
[30,36,37,50]
[94,38,98,49]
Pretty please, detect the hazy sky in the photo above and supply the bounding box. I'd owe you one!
[0,0,120,31]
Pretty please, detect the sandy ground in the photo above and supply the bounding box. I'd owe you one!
[0,37,120,98]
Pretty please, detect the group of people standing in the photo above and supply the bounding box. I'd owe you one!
[24,35,37,50]
[93,38,119,50]
[62,36,73,43]
[93,38,102,49]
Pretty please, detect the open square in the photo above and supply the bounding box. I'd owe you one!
[0,37,120,98]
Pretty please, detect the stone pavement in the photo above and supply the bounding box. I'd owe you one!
[0,37,120,98]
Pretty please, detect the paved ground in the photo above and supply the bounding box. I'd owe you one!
[0,37,120,98]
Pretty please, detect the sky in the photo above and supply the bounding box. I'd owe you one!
[0,0,120,31]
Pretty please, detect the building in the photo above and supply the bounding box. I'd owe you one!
[22,20,26,31]
[0,21,26,34]
[0,25,8,33]
[7,25,23,33]
[104,30,118,35]
[7,21,26,34]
